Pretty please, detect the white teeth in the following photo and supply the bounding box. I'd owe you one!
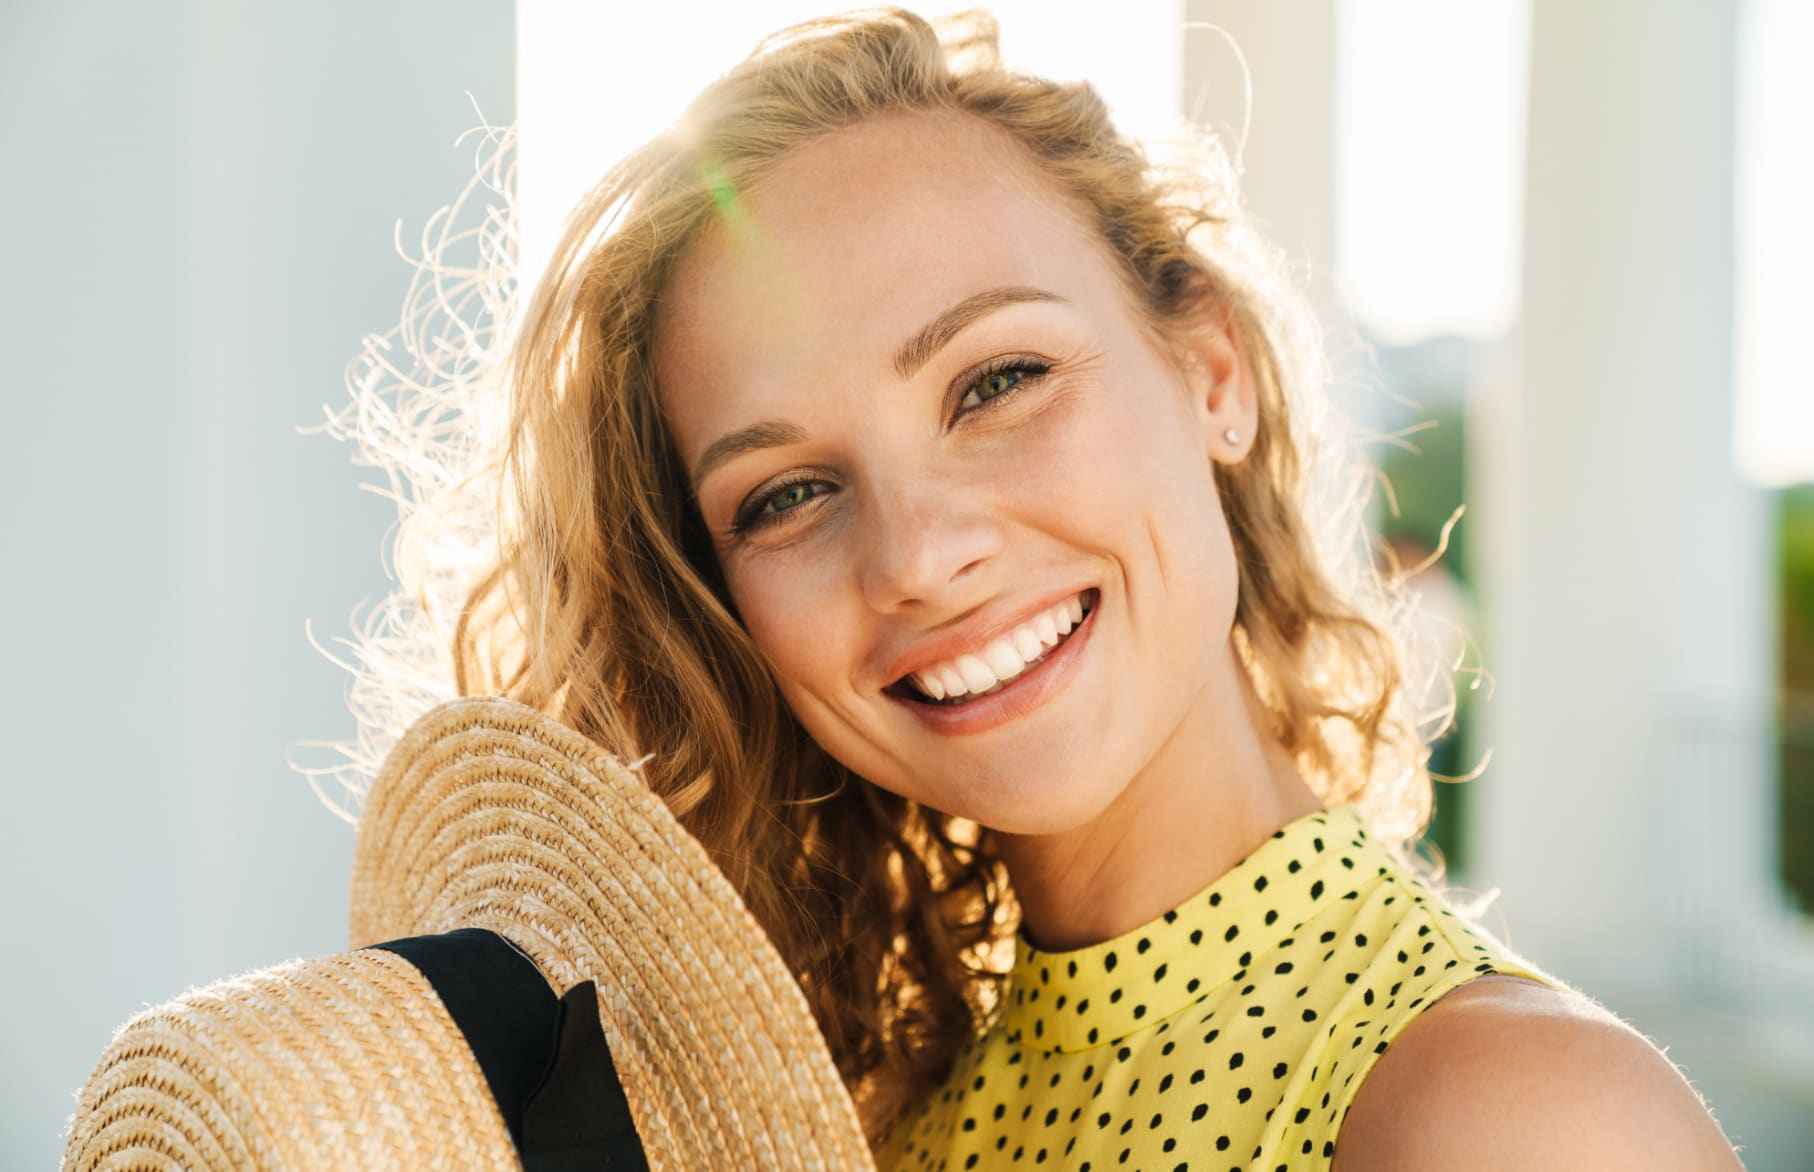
[903,590,1092,703]
[1013,628,1044,660]
[955,654,997,693]
[982,639,1023,680]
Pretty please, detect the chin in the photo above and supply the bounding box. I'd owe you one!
[939,768,1122,837]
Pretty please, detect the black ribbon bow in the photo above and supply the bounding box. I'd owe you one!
[365,927,649,1170]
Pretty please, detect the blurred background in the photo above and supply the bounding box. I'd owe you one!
[4,0,1809,1167]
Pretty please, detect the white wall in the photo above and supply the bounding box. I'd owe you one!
[0,2,512,1165]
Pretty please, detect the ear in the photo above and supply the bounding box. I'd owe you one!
[1174,301,1257,467]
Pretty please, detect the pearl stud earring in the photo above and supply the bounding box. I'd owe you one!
[1223,427,1241,445]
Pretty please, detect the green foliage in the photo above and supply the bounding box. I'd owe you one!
[1777,484,1814,914]
[1373,401,1471,591]
[1780,484,1814,691]
[1369,401,1814,919]
[1374,401,1474,871]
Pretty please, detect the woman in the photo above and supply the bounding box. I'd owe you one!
[346,7,1741,1168]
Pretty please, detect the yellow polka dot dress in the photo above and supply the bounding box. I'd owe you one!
[875,800,1577,1171]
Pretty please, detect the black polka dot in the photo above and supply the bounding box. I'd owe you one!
[881,803,1561,1172]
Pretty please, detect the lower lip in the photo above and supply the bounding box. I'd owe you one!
[891,591,1099,736]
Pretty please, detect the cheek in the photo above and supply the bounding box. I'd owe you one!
[1053,363,1238,633]
[729,564,847,691]
[732,572,880,784]
[1030,367,1220,543]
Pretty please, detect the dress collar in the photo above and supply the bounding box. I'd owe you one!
[995,801,1381,1054]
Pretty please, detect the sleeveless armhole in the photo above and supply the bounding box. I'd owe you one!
[1311,898,1581,1164]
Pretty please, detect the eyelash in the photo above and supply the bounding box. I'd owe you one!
[728,355,1053,536]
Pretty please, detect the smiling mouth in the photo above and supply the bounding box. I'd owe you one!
[884,587,1098,707]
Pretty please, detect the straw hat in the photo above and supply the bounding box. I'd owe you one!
[62,694,878,1170]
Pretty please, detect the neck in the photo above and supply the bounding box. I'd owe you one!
[993,638,1325,953]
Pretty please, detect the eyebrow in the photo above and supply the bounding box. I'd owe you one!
[688,284,1067,490]
[893,284,1067,379]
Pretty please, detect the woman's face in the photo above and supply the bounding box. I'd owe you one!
[652,109,1256,834]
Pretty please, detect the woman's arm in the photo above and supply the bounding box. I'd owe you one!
[1331,977,1744,1170]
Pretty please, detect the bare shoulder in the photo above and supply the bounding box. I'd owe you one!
[1330,974,1745,1171]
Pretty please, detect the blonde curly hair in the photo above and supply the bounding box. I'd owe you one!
[303,6,1476,1152]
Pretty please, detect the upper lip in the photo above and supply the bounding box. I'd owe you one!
[875,585,1094,690]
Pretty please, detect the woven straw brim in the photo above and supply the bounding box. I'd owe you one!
[61,948,514,1169]
[347,695,877,1171]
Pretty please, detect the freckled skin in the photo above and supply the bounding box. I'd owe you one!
[652,108,1323,952]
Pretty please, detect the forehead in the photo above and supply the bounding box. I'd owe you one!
[652,109,1125,428]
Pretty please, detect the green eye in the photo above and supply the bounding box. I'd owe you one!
[771,483,813,509]
[959,359,1050,411]
[732,475,831,535]
[978,369,1021,399]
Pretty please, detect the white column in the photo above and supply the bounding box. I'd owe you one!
[0,2,512,1167]
[1470,0,1785,1003]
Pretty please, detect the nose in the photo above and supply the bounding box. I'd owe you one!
[858,477,1005,613]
